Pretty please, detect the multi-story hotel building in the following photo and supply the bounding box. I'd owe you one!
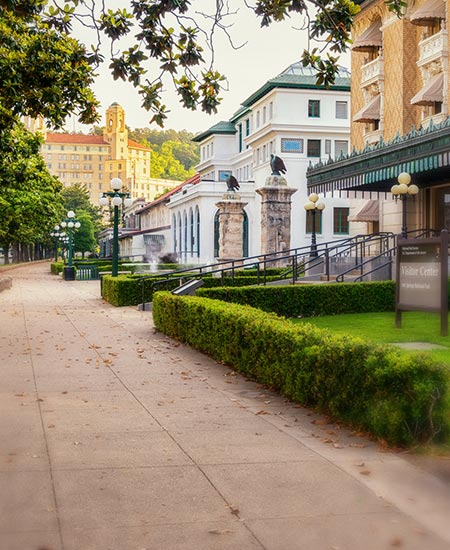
[30,103,178,206]
[307,0,450,237]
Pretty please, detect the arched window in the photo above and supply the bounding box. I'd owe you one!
[177,212,182,257]
[189,208,194,256]
[195,206,200,257]
[243,210,249,258]
[172,214,177,253]
[183,211,188,262]
[214,210,220,258]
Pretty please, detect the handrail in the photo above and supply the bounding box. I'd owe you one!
[336,246,396,283]
[137,228,441,308]
[353,255,394,283]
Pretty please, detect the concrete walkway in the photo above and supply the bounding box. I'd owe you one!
[1,262,449,550]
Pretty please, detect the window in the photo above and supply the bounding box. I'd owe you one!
[336,101,348,119]
[307,139,321,157]
[305,210,323,234]
[238,123,243,152]
[245,118,250,136]
[335,140,349,158]
[281,138,303,153]
[333,207,350,234]
[218,170,232,181]
[308,100,320,118]
[325,140,332,155]
[263,106,266,124]
[269,102,273,119]
[256,111,260,128]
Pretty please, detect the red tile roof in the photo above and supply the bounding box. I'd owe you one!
[128,138,151,151]
[46,133,108,145]
[137,173,201,213]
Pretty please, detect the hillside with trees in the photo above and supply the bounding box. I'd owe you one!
[92,126,199,182]
[129,128,199,181]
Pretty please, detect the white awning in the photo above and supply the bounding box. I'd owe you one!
[411,73,444,106]
[352,21,382,52]
[353,95,381,123]
[348,200,379,222]
[410,0,445,25]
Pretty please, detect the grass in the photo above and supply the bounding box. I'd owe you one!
[291,311,450,365]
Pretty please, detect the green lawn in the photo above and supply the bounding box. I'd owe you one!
[292,311,450,365]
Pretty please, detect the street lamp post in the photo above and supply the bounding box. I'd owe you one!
[390,172,419,239]
[304,193,326,257]
[50,225,60,261]
[99,178,132,277]
[60,210,81,280]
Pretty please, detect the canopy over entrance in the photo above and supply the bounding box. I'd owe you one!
[307,117,450,194]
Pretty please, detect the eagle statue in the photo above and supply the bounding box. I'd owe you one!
[226,174,240,192]
[270,154,287,176]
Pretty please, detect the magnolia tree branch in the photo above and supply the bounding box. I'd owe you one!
[0,0,403,129]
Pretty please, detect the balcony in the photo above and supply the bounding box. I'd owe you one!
[363,128,383,145]
[360,56,384,89]
[418,30,447,68]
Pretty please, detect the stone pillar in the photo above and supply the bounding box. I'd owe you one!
[256,175,297,262]
[215,193,248,262]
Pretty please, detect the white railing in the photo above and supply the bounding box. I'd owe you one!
[363,128,383,145]
[418,30,447,65]
[361,56,383,87]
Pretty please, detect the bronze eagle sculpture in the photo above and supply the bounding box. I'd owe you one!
[270,154,287,176]
[226,174,240,192]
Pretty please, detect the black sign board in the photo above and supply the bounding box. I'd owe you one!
[396,230,448,336]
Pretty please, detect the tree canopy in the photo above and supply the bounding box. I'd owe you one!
[0,0,406,131]
[61,183,103,233]
[128,127,199,180]
[0,122,65,255]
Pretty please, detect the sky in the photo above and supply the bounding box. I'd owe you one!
[69,2,350,135]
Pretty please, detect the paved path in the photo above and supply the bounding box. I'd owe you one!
[1,262,450,550]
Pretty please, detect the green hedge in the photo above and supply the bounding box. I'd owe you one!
[197,281,398,317]
[101,274,284,306]
[153,292,450,446]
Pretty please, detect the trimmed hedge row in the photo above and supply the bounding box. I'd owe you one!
[196,281,397,317]
[152,292,450,445]
[101,273,284,306]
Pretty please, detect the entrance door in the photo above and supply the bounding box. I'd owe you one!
[433,186,450,231]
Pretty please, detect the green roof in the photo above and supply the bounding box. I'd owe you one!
[192,121,237,143]
[229,105,251,123]
[242,63,351,107]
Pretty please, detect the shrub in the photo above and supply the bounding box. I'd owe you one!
[152,292,450,446]
[197,281,397,317]
[101,274,283,306]
[50,261,65,274]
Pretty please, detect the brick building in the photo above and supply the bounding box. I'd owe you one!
[31,103,178,206]
[307,0,450,237]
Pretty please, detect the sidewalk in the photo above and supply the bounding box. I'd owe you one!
[1,262,449,550]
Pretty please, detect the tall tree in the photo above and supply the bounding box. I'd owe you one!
[61,183,103,233]
[0,123,65,262]
[73,210,97,258]
[0,0,379,130]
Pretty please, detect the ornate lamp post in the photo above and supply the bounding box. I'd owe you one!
[304,193,325,257]
[60,210,81,280]
[390,172,419,239]
[99,178,132,277]
[50,225,60,262]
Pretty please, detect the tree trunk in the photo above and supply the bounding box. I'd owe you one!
[2,244,10,264]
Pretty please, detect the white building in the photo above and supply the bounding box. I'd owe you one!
[165,62,352,264]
